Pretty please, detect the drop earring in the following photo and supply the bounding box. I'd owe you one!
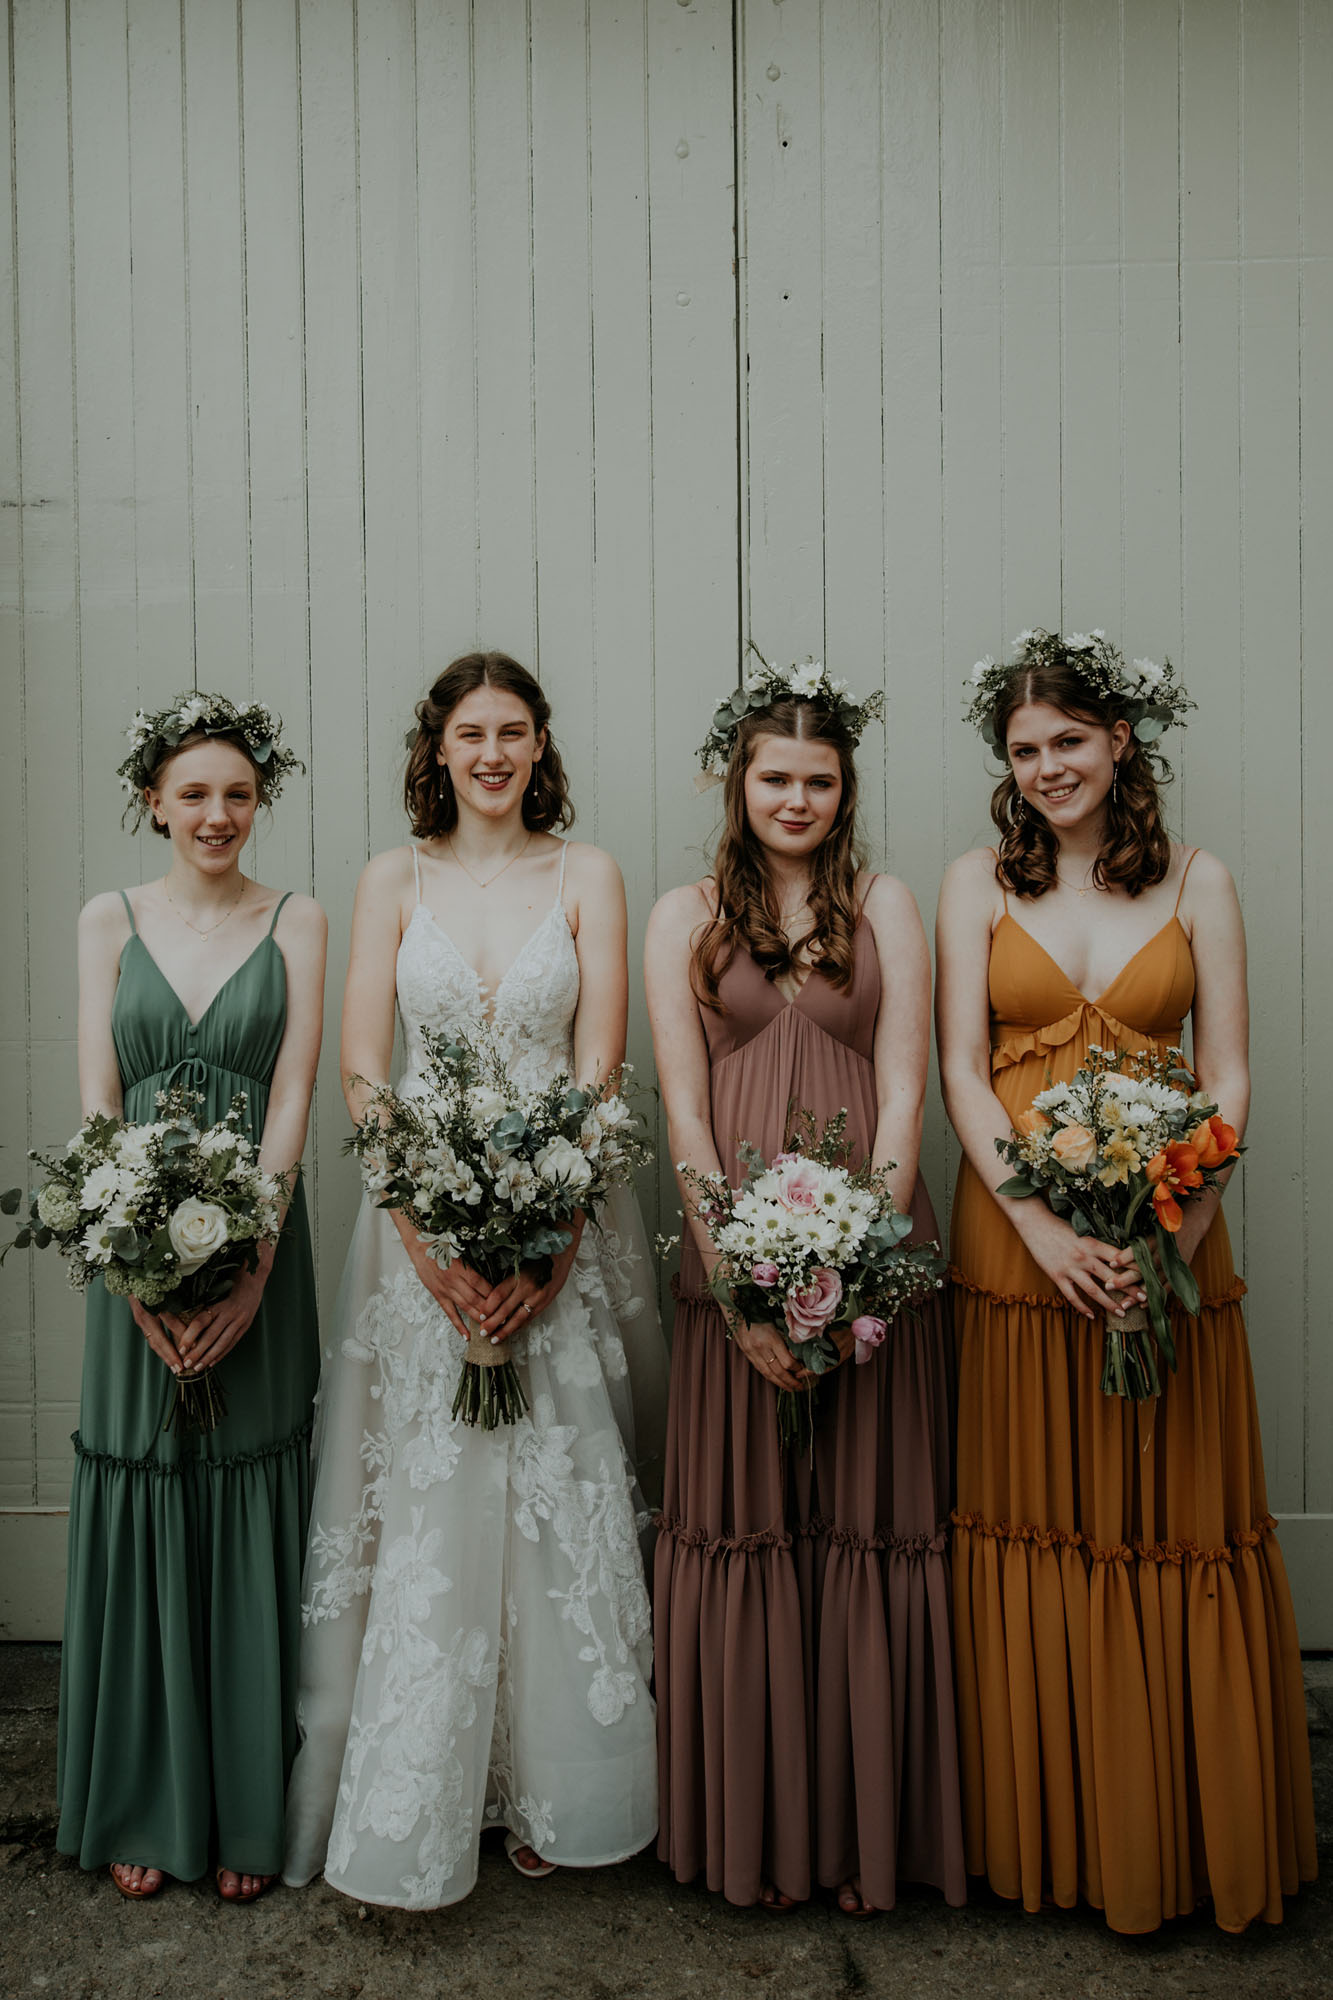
[1111,761,1120,806]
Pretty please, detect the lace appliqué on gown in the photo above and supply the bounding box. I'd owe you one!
[284,851,662,1909]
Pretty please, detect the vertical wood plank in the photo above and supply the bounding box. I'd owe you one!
[739,0,824,651]
[298,0,369,1299]
[12,0,82,1505]
[881,0,950,1202]
[1237,0,1303,1510]
[472,0,537,654]
[356,0,422,859]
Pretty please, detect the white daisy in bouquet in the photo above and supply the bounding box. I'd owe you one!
[995,1044,1242,1400]
[346,1024,651,1429]
[677,1108,946,1446]
[2,1088,292,1433]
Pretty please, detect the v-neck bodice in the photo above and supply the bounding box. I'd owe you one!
[987,912,1195,1075]
[394,843,580,1095]
[111,924,289,1134]
[698,920,880,1069]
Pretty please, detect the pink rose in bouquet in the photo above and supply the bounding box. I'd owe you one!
[784,1267,843,1340]
[751,1259,780,1287]
[773,1158,822,1214]
[851,1313,888,1365]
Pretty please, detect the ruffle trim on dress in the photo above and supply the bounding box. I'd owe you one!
[951,1509,1278,1567]
[71,1416,313,1478]
[990,1005,1166,1073]
[948,1265,1248,1312]
[655,1512,949,1558]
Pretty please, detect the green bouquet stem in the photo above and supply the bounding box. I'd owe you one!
[165,1365,228,1437]
[1099,1302,1162,1403]
[451,1314,530,1430]
[775,1383,815,1455]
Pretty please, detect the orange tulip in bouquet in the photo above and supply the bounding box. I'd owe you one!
[996,1046,1241,1400]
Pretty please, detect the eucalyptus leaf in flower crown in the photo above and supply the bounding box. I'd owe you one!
[696,645,885,784]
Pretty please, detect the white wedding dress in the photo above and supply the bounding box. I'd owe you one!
[283,844,667,1909]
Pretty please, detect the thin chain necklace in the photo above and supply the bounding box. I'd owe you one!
[448,832,532,891]
[1056,862,1101,898]
[163,874,247,939]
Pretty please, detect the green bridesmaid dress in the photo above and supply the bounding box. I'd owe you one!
[56,890,319,1881]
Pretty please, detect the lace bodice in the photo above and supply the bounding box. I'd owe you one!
[395,843,581,1094]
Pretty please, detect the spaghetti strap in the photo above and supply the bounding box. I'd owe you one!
[1173,848,1200,916]
[267,890,294,938]
[555,839,569,907]
[411,845,423,904]
[117,888,138,935]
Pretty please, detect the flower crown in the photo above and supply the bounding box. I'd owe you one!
[117,692,303,827]
[964,628,1194,754]
[696,648,885,786]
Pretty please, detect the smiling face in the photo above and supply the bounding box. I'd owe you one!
[145,738,259,870]
[1004,700,1132,833]
[741,730,844,862]
[437,684,546,823]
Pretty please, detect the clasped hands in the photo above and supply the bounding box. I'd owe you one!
[401,1211,586,1344]
[733,1316,857,1394]
[129,1246,276,1376]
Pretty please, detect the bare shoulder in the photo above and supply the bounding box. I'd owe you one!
[859,870,920,924]
[359,845,417,897]
[270,892,327,944]
[647,879,713,946]
[79,888,133,944]
[939,846,1002,914]
[559,839,624,897]
[1176,844,1234,898]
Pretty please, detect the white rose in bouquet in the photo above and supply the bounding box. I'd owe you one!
[167,1197,230,1275]
[467,1086,509,1135]
[534,1136,594,1192]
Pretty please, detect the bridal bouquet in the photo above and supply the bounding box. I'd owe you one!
[995,1045,1241,1400]
[1,1088,290,1433]
[348,1026,650,1429]
[677,1109,946,1446]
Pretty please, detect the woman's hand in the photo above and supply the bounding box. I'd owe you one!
[476,1216,586,1342]
[1018,1206,1147,1321]
[128,1296,186,1375]
[393,1219,492,1337]
[733,1318,815,1392]
[170,1245,277,1369]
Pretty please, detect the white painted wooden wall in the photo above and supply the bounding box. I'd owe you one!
[3,0,1329,1642]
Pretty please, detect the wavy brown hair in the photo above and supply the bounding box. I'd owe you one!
[144,731,274,839]
[692,699,866,1011]
[404,652,574,839]
[989,661,1172,899]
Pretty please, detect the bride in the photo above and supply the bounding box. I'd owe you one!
[283,651,666,1908]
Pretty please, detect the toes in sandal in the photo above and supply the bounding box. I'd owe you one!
[110,1863,165,1900]
[503,1831,556,1879]
[216,1867,274,1904]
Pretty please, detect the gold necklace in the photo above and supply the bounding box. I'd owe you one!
[1056,866,1099,899]
[163,875,247,939]
[448,833,532,891]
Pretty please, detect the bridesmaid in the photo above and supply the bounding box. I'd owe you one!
[58,695,325,1902]
[648,659,964,1917]
[937,629,1316,1933]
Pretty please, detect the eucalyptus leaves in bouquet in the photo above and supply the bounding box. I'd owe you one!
[2,1088,292,1433]
[347,1024,650,1429]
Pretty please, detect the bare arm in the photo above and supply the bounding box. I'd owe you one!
[340,848,412,1125]
[76,893,182,1374]
[862,874,930,1214]
[77,893,131,1121]
[645,884,808,1393]
[568,844,629,1087]
[935,849,1140,1320]
[1173,850,1249,1263]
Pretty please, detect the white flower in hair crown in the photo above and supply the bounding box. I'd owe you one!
[117,691,304,827]
[695,648,885,789]
[963,627,1195,753]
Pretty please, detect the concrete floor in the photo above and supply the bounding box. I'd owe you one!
[2,1646,1329,2000]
